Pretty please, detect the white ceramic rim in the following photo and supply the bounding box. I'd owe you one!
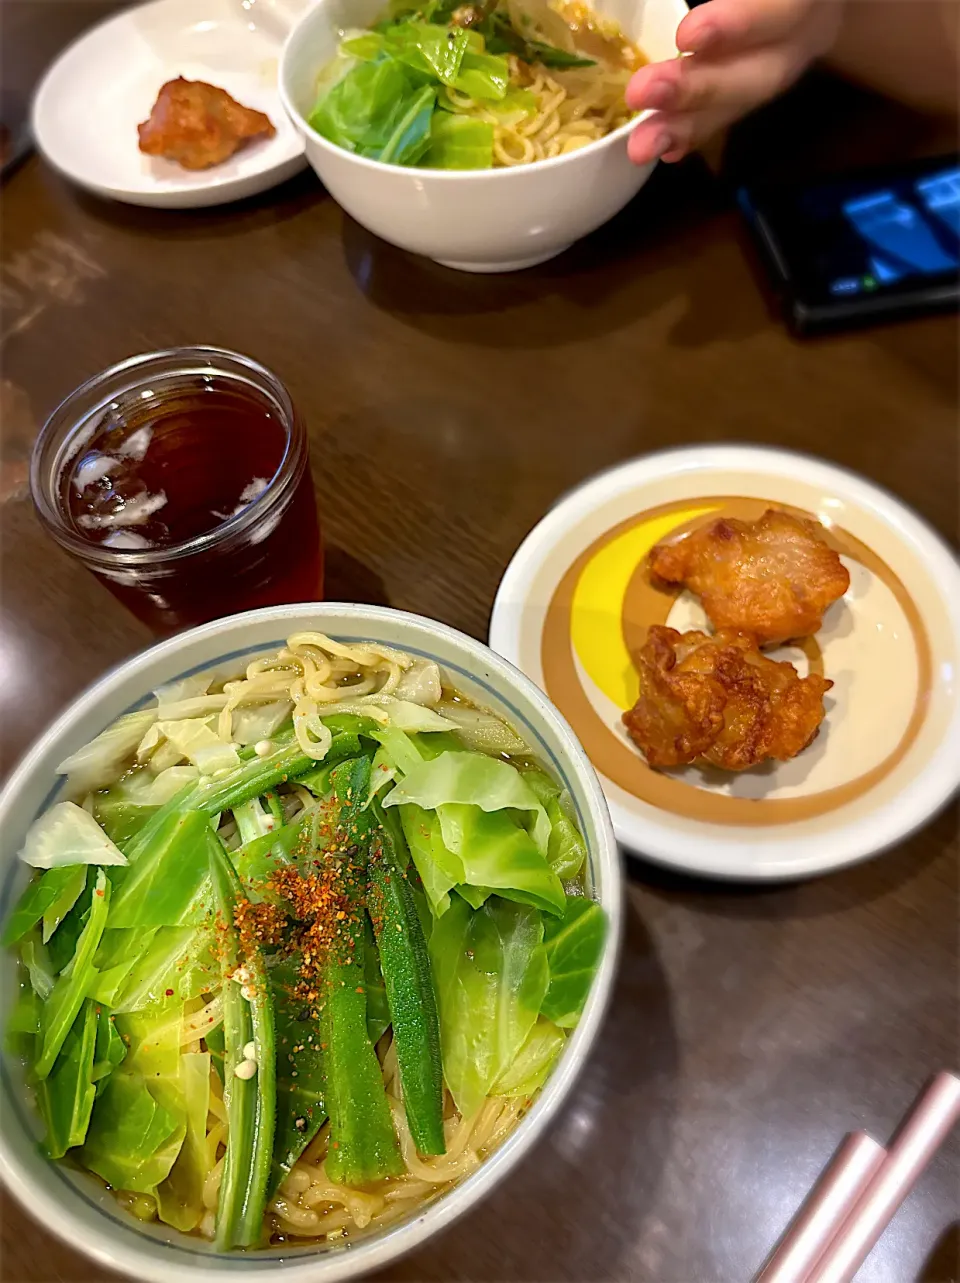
[31,0,307,207]
[489,444,960,881]
[0,602,621,1283]
[278,5,653,180]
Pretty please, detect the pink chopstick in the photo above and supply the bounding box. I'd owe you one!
[807,1070,960,1283]
[755,1071,960,1283]
[755,1132,887,1283]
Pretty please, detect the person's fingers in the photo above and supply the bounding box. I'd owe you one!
[626,42,805,166]
[628,98,743,165]
[676,0,818,56]
[627,45,802,117]
[627,119,676,164]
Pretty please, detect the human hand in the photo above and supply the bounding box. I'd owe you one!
[626,0,844,164]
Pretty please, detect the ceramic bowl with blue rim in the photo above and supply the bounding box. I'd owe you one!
[0,603,620,1283]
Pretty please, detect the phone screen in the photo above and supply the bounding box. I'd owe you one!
[739,156,960,331]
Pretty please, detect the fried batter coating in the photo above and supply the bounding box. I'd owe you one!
[649,509,850,646]
[137,78,275,171]
[623,626,833,771]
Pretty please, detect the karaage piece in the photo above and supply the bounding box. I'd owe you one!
[649,509,850,646]
[137,78,275,171]
[623,626,833,771]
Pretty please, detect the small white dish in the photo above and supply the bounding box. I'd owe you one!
[489,446,960,881]
[279,0,686,272]
[0,603,620,1283]
[32,0,308,208]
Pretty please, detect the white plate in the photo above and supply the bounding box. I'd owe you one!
[489,446,960,881]
[32,0,309,208]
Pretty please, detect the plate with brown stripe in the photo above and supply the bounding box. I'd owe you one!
[489,446,960,880]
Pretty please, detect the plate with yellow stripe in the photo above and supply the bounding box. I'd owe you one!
[489,446,960,879]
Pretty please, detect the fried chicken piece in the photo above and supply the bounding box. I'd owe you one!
[137,78,275,171]
[649,509,850,646]
[623,626,833,771]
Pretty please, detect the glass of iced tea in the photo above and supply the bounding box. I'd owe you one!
[31,347,322,634]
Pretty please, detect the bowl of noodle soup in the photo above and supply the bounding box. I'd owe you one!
[0,603,620,1283]
[279,0,686,271]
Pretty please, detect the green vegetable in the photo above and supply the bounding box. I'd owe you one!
[206,1023,225,1084]
[428,895,548,1118]
[379,84,437,165]
[492,1017,564,1097]
[541,895,607,1027]
[427,112,494,169]
[35,999,99,1158]
[156,1051,211,1232]
[321,760,403,1185]
[191,736,315,817]
[2,865,86,948]
[398,805,459,916]
[18,802,128,870]
[55,708,157,795]
[368,806,445,1156]
[269,961,326,1197]
[92,1012,127,1091]
[6,973,40,1054]
[81,1070,184,1194]
[42,864,88,943]
[209,830,276,1251]
[364,915,391,1045]
[94,797,160,850]
[36,869,111,1080]
[384,752,565,917]
[522,769,587,881]
[438,804,565,916]
[454,50,510,99]
[45,878,91,975]
[320,969,404,1185]
[480,10,596,68]
[109,810,211,929]
[309,60,436,166]
[21,935,55,1000]
[384,751,552,856]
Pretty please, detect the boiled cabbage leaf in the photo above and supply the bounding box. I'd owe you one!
[427,112,494,169]
[383,751,551,855]
[428,896,548,1118]
[540,895,607,1027]
[18,802,128,870]
[492,1017,565,1097]
[56,709,157,795]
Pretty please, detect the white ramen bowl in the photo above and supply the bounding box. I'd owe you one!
[279,0,687,271]
[0,603,620,1283]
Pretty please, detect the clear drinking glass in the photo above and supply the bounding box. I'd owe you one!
[31,347,323,634]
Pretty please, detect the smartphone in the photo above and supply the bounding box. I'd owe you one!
[738,155,960,335]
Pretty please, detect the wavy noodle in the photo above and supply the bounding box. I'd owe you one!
[213,633,417,755]
[257,1032,529,1246]
[441,51,635,169]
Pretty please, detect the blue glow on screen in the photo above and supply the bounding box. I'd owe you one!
[916,167,960,235]
[843,172,959,278]
[869,254,903,283]
[830,276,861,295]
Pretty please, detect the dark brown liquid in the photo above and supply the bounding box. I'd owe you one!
[68,384,287,547]
[63,377,322,633]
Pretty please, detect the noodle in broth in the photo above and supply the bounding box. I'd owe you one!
[308,0,645,170]
[7,633,606,1251]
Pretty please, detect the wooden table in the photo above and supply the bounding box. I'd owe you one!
[1,14,958,1277]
